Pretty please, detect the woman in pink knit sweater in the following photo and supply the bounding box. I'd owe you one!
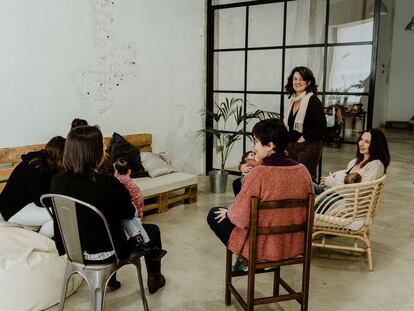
[207,119,313,264]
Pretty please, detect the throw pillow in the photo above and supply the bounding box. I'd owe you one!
[140,152,175,178]
[110,132,148,178]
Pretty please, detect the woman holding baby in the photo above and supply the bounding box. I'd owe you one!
[315,128,390,194]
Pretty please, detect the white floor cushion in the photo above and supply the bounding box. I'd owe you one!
[0,222,82,311]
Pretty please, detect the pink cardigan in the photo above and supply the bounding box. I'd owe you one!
[227,164,313,261]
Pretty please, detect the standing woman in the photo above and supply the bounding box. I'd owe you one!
[50,125,166,294]
[0,136,65,237]
[284,66,326,181]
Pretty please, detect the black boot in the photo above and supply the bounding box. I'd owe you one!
[107,273,121,292]
[134,234,151,254]
[147,272,166,294]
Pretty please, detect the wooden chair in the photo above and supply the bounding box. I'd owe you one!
[225,194,315,311]
[312,175,386,271]
[40,194,149,311]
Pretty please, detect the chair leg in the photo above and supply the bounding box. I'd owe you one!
[301,262,311,311]
[246,264,256,311]
[273,267,280,296]
[87,270,108,311]
[58,265,74,311]
[133,259,149,311]
[367,247,374,271]
[225,249,232,306]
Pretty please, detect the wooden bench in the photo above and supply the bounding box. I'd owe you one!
[0,133,197,214]
[384,121,413,131]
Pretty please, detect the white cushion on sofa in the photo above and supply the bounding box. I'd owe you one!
[140,152,175,178]
[0,222,82,311]
[133,172,198,197]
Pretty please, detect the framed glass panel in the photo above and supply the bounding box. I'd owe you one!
[246,49,282,91]
[245,94,281,132]
[285,47,324,89]
[326,45,371,92]
[248,3,284,47]
[329,0,373,44]
[214,7,246,49]
[214,51,245,91]
[286,0,326,45]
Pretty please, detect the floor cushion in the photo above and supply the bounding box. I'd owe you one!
[0,222,82,311]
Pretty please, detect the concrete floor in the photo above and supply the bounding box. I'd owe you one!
[47,128,414,311]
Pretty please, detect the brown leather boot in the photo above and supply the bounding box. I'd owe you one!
[147,272,166,294]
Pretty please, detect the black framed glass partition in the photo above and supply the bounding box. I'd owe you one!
[206,0,381,173]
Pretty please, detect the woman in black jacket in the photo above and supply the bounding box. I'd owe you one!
[0,136,65,237]
[51,125,166,294]
[284,66,326,181]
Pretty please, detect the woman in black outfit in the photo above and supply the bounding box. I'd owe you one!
[284,66,326,181]
[0,136,65,237]
[50,125,166,294]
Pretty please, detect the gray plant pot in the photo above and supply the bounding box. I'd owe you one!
[209,170,229,193]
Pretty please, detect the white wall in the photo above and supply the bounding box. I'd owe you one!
[386,0,414,122]
[0,0,206,174]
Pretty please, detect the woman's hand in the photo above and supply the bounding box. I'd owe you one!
[240,163,252,174]
[297,136,306,143]
[214,208,228,223]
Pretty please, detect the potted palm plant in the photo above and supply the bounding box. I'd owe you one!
[199,97,279,193]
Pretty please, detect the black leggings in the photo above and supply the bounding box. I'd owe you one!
[207,207,235,246]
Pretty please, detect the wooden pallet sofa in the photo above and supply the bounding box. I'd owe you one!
[0,133,198,214]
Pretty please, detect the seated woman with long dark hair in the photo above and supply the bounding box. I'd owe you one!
[314,128,390,194]
[0,136,65,237]
[51,125,166,294]
[207,119,313,268]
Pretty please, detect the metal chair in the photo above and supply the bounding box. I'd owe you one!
[312,175,386,271]
[225,194,315,311]
[40,194,149,311]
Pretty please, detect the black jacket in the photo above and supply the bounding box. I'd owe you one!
[0,151,50,220]
[287,95,326,142]
[50,172,135,259]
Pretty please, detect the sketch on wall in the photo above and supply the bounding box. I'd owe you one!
[74,0,139,115]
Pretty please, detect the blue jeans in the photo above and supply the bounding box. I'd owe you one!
[313,182,326,195]
[121,210,150,242]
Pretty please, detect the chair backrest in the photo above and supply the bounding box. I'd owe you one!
[314,175,386,229]
[249,194,315,262]
[40,194,119,264]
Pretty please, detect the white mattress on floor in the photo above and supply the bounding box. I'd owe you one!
[133,172,198,197]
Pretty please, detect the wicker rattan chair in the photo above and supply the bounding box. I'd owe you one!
[312,175,386,271]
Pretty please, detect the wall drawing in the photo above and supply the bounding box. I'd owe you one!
[74,0,138,115]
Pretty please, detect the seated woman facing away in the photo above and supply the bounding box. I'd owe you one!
[314,128,390,195]
[0,136,65,238]
[51,125,166,294]
[207,119,313,269]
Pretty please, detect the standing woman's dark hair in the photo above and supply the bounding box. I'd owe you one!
[252,119,289,153]
[64,125,103,179]
[29,136,66,174]
[355,129,390,172]
[285,66,318,96]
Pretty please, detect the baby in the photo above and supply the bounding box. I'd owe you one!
[238,151,261,176]
[344,172,362,184]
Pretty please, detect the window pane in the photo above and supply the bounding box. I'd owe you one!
[248,3,284,47]
[329,0,373,43]
[214,51,245,91]
[326,45,371,92]
[245,94,281,132]
[212,93,245,135]
[286,0,326,45]
[285,47,324,90]
[214,7,246,49]
[247,49,282,91]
